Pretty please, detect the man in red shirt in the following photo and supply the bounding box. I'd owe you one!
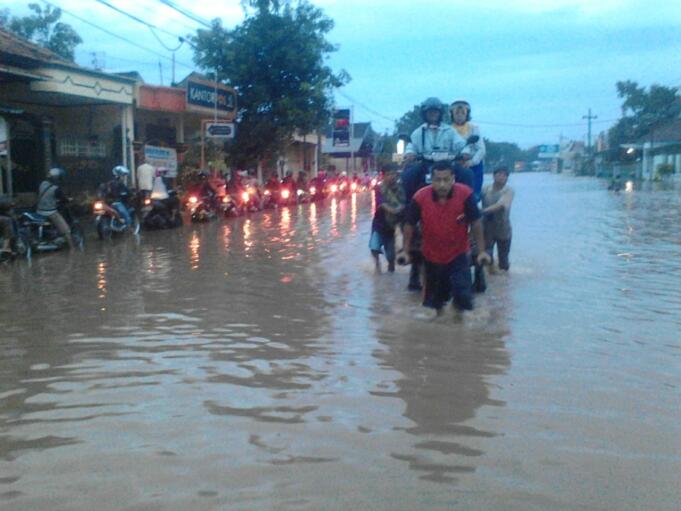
[403,161,491,317]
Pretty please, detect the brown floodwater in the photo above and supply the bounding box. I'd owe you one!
[1,173,680,510]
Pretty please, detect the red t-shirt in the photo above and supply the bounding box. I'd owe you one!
[409,184,480,264]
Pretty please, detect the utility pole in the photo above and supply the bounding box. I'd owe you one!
[582,108,598,156]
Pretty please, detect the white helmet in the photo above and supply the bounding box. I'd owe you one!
[112,165,130,177]
[48,167,65,179]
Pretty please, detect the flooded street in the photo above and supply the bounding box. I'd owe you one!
[1,173,680,510]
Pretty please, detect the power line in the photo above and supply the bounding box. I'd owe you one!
[476,118,618,129]
[156,0,212,28]
[41,0,194,70]
[337,90,397,123]
[94,0,190,52]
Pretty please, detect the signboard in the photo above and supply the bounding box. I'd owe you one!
[144,145,178,177]
[186,79,235,114]
[205,121,235,139]
[332,108,351,147]
[538,144,560,159]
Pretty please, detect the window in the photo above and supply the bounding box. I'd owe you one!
[59,137,107,158]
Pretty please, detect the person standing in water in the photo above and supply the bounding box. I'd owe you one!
[403,161,491,318]
[481,167,514,272]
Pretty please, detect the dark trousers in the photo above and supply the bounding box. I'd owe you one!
[423,253,474,311]
[486,238,511,270]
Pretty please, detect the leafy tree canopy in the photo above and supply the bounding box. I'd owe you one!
[191,0,349,169]
[4,3,82,61]
[608,80,680,148]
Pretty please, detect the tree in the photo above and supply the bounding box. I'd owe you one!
[6,3,82,61]
[608,80,680,148]
[484,139,525,169]
[191,0,349,169]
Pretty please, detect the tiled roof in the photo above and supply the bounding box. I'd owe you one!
[636,118,681,144]
[0,27,67,65]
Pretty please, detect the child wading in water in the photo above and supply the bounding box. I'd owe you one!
[369,164,405,273]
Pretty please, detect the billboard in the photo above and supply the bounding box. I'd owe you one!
[332,108,351,148]
[144,145,178,177]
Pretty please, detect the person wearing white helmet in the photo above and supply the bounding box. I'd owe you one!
[36,167,74,249]
[450,100,486,201]
[98,165,132,227]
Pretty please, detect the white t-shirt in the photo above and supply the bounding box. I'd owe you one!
[137,163,156,191]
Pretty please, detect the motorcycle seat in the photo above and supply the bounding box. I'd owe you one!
[22,212,51,225]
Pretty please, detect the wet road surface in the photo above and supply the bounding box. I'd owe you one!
[1,173,680,510]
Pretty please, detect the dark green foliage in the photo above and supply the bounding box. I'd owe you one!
[191,1,349,169]
[608,80,680,148]
[6,3,82,61]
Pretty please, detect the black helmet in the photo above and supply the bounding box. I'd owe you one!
[420,97,445,123]
[450,100,472,123]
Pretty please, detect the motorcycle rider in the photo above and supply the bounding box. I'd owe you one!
[451,100,486,200]
[265,172,281,193]
[98,165,132,228]
[149,168,180,226]
[36,167,74,248]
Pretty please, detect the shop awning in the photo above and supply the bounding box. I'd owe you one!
[0,63,49,81]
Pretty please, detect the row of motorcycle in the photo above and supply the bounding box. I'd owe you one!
[185,178,374,223]
[1,176,376,263]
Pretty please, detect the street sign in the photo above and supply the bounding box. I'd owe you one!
[538,144,560,159]
[205,121,235,139]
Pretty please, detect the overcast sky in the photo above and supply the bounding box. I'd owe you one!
[5,0,681,147]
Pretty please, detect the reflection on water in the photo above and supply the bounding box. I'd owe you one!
[309,202,318,237]
[350,193,357,232]
[96,259,107,300]
[189,231,200,270]
[1,175,680,510]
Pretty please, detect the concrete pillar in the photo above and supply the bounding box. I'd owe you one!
[122,105,135,185]
[42,117,52,175]
[177,113,185,143]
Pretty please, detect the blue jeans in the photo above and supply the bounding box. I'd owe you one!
[112,202,131,227]
[423,253,474,311]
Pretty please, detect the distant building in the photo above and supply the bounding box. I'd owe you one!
[0,27,135,195]
[321,122,376,175]
[634,118,681,180]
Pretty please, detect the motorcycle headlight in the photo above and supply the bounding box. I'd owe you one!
[189,196,198,204]
[222,196,229,203]
[241,192,249,202]
[297,189,304,196]
[310,187,316,194]
[94,201,104,211]
[144,198,151,206]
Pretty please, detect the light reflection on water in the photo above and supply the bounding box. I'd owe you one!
[0,175,680,510]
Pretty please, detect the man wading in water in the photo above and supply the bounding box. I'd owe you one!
[403,161,491,319]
